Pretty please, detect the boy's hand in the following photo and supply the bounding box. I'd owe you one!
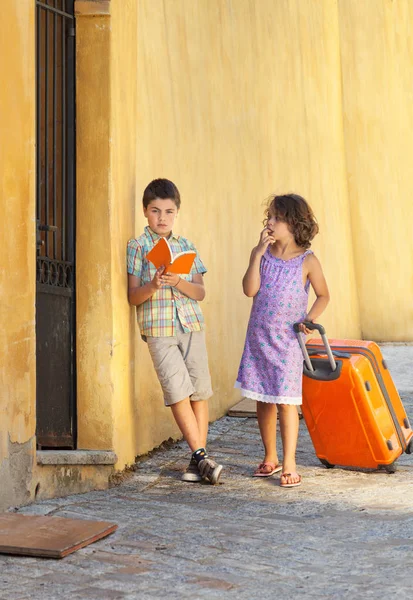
[160,272,181,287]
[254,227,275,257]
[151,266,165,290]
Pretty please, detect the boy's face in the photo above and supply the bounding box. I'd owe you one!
[143,198,178,237]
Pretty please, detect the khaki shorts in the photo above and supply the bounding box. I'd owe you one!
[146,323,213,406]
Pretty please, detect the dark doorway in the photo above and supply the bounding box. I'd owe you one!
[35,0,76,448]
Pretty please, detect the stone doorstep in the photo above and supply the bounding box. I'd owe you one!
[228,397,303,418]
[37,450,117,466]
[227,397,257,417]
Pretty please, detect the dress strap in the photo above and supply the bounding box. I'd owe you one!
[300,249,313,261]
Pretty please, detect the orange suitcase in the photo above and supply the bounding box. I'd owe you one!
[294,323,413,472]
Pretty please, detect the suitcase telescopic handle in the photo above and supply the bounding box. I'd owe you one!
[293,322,326,335]
[293,322,337,372]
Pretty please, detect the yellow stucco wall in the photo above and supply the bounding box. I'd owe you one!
[76,6,114,452]
[2,0,413,506]
[75,0,141,465]
[110,1,141,466]
[132,0,361,452]
[339,0,413,341]
[0,2,37,508]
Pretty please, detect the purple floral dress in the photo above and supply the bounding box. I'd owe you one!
[235,247,312,405]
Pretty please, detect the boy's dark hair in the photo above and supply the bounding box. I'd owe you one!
[265,193,319,249]
[142,178,181,209]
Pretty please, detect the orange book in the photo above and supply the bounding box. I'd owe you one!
[145,237,196,274]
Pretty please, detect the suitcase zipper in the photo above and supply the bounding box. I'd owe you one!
[307,344,407,452]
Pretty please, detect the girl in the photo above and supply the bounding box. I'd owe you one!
[235,193,330,487]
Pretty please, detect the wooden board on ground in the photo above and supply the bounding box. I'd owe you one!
[0,513,117,559]
[228,398,257,417]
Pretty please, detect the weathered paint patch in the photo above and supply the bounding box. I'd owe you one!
[0,436,34,512]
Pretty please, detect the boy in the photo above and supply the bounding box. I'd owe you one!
[127,178,222,484]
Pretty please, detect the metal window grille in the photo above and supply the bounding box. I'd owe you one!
[36,0,75,286]
[35,0,76,449]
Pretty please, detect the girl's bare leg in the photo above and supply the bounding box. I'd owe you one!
[256,401,279,466]
[277,404,300,485]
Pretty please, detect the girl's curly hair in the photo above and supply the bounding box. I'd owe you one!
[264,193,319,249]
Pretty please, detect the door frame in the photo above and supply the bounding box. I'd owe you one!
[35,0,77,449]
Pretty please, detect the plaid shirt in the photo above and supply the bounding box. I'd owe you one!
[127,226,207,337]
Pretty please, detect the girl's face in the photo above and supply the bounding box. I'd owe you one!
[144,198,178,237]
[265,210,292,241]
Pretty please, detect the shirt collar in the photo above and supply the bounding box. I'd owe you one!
[145,226,180,243]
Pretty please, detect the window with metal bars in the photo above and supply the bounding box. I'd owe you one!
[36,0,75,288]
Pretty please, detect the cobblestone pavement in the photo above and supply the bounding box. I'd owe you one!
[1,347,413,600]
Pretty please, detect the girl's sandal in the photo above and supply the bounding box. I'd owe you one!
[253,462,282,477]
[280,472,302,488]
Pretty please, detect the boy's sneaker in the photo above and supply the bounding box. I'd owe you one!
[198,457,223,485]
[181,457,203,482]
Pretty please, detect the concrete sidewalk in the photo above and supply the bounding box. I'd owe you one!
[1,346,413,600]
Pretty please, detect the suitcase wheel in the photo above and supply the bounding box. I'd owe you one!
[405,440,412,455]
[319,458,335,469]
[379,462,397,474]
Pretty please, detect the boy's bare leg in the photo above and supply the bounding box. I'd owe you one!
[173,396,222,485]
[190,399,209,448]
[277,403,300,485]
[256,401,279,466]
[170,397,203,452]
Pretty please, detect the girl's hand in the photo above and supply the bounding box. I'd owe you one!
[298,321,314,335]
[151,266,165,290]
[254,227,276,257]
[160,272,181,287]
